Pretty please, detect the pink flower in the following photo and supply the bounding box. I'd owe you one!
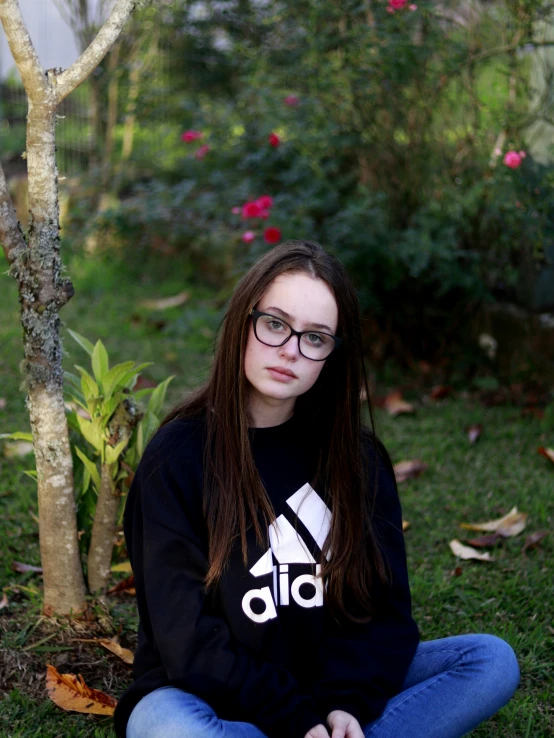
[181,130,203,143]
[242,201,263,219]
[242,231,256,244]
[504,151,522,169]
[195,144,210,160]
[268,132,281,147]
[255,195,273,210]
[284,95,300,107]
[231,206,241,214]
[494,147,502,156]
[264,227,282,244]
[409,3,417,9]
[519,151,526,158]
[390,0,407,9]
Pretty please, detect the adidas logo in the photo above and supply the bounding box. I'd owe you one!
[241,483,332,623]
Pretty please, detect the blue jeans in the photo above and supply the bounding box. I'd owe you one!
[126,634,520,738]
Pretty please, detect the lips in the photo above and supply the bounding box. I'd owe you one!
[267,367,297,378]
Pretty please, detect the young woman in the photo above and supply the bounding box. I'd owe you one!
[113,240,519,738]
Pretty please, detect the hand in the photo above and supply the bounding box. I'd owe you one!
[304,724,331,738]
[326,710,364,738]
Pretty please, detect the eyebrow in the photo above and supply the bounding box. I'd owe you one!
[262,306,334,333]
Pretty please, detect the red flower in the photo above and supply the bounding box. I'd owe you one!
[389,0,407,8]
[264,227,282,244]
[268,132,281,147]
[284,95,300,107]
[242,201,263,219]
[255,195,273,210]
[504,151,523,169]
[181,130,203,142]
[195,144,210,160]
[242,231,256,244]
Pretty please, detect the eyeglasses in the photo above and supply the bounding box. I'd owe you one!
[249,309,342,361]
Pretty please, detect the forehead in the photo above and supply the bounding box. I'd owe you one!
[259,273,338,331]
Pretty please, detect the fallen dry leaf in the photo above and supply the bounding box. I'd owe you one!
[11,561,43,574]
[139,291,189,310]
[449,539,494,562]
[402,520,410,531]
[465,533,502,548]
[522,530,548,553]
[0,398,6,409]
[538,447,554,464]
[106,574,135,596]
[0,592,8,610]
[384,391,415,417]
[393,459,428,483]
[71,637,135,665]
[467,424,482,444]
[46,664,117,715]
[429,385,452,401]
[110,561,132,573]
[99,638,134,665]
[496,510,528,537]
[459,506,528,537]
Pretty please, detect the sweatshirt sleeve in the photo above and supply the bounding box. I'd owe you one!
[128,421,327,738]
[311,440,420,728]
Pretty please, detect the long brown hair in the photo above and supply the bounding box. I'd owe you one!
[159,240,388,623]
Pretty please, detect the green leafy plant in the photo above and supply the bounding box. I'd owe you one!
[1,329,174,594]
[64,330,174,592]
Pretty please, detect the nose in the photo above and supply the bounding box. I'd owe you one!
[279,335,301,360]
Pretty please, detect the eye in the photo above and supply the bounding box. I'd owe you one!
[267,319,285,330]
[306,333,324,345]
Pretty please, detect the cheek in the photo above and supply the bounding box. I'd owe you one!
[302,361,326,389]
[244,326,261,380]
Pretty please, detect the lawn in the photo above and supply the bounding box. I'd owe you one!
[0,246,553,737]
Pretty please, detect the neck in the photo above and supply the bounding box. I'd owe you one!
[247,391,296,428]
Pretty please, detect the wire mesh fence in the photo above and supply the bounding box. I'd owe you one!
[0,0,172,180]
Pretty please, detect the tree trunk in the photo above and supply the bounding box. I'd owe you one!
[87,464,120,594]
[23,95,87,616]
[87,397,141,593]
[121,58,141,161]
[0,0,139,615]
[102,41,122,187]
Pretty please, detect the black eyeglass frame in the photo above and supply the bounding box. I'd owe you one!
[249,309,343,361]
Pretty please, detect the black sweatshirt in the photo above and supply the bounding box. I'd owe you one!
[113,412,419,738]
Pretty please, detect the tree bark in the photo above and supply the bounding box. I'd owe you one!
[0,0,139,615]
[87,397,141,594]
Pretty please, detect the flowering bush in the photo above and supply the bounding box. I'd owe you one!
[68,0,554,365]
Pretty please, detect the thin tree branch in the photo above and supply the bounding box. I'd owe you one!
[54,0,139,102]
[470,39,554,64]
[0,161,28,266]
[0,0,47,96]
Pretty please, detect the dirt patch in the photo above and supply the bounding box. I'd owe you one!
[0,596,137,706]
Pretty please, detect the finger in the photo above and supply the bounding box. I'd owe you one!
[332,728,346,738]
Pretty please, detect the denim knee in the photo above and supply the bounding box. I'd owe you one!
[126,687,219,738]
[475,634,520,704]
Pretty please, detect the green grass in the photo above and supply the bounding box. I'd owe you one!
[1,247,553,736]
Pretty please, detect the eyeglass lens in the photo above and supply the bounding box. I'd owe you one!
[256,314,334,359]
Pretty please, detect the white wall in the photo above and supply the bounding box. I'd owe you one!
[0,0,102,80]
